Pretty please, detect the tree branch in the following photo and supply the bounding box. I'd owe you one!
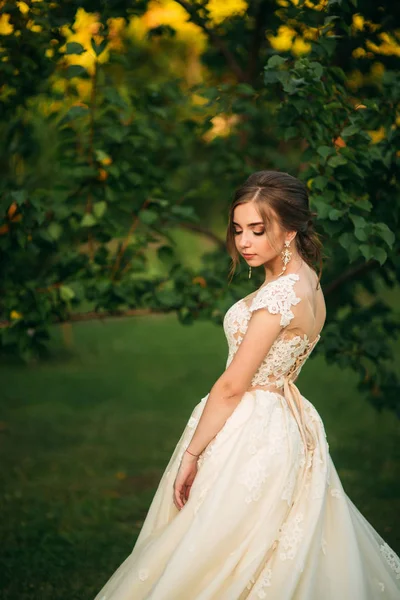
[247,0,271,83]
[179,221,225,250]
[323,259,380,296]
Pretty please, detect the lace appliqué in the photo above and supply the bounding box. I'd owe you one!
[281,442,305,504]
[248,273,301,327]
[223,274,321,390]
[251,335,310,388]
[278,511,304,561]
[249,567,272,598]
[379,542,400,579]
[238,394,286,503]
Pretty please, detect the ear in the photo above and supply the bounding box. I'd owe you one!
[287,231,297,244]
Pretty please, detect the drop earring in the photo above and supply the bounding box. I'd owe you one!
[281,239,292,272]
[248,266,252,279]
[277,240,292,276]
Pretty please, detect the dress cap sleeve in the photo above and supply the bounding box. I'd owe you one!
[248,273,301,327]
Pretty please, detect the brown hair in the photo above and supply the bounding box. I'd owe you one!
[226,170,323,287]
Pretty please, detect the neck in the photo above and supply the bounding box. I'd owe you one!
[264,253,303,281]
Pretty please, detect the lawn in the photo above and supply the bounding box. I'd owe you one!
[0,313,399,599]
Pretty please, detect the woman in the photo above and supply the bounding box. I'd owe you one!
[94,171,400,599]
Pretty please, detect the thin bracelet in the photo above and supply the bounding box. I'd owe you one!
[185,448,200,457]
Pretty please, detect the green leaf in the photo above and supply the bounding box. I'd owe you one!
[65,42,85,55]
[354,197,372,211]
[81,214,97,227]
[93,202,107,219]
[103,87,129,109]
[375,223,395,248]
[10,190,26,205]
[338,232,353,250]
[283,127,298,141]
[327,154,347,168]
[156,289,183,308]
[329,66,346,81]
[324,101,342,110]
[95,150,111,163]
[91,38,108,57]
[309,61,323,79]
[348,242,360,262]
[266,55,287,69]
[374,247,387,265]
[354,227,367,241]
[328,208,343,221]
[349,214,366,229]
[341,124,359,137]
[236,83,255,96]
[312,176,328,191]
[312,198,331,219]
[60,105,89,124]
[60,285,75,302]
[65,65,89,79]
[139,209,159,225]
[47,222,62,241]
[360,244,373,260]
[317,145,334,159]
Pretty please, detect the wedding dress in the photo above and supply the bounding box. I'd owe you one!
[94,273,400,599]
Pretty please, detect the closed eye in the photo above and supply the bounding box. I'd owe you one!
[234,230,265,236]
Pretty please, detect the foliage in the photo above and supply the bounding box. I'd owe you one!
[0,0,399,414]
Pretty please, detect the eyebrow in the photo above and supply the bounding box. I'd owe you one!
[232,221,264,227]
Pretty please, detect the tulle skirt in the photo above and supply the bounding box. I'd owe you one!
[94,389,400,599]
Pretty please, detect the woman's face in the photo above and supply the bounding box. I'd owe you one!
[232,201,286,267]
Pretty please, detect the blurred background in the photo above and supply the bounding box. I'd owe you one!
[0,0,399,597]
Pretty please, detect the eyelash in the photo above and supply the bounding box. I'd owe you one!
[233,230,265,236]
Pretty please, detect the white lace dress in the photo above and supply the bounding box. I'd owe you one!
[94,274,400,600]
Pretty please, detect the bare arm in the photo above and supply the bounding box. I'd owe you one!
[185,307,283,456]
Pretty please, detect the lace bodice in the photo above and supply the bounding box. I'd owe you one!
[223,274,320,390]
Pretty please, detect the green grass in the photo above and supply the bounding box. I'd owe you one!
[0,314,399,599]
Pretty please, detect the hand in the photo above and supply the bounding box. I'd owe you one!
[173,451,199,511]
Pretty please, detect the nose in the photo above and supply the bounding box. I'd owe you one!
[239,231,252,250]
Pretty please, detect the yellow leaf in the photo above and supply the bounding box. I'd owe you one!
[352,47,366,59]
[192,276,207,287]
[367,126,385,144]
[0,14,13,35]
[352,14,364,31]
[17,1,29,14]
[267,25,296,52]
[26,19,42,32]
[10,310,23,320]
[206,0,248,25]
[292,37,311,56]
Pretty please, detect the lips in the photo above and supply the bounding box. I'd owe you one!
[243,254,255,258]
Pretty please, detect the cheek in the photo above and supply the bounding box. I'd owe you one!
[257,234,281,258]
[258,235,274,253]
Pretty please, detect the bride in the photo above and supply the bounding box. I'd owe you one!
[94,170,400,599]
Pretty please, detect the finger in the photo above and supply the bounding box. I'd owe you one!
[174,486,183,509]
[184,484,192,502]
